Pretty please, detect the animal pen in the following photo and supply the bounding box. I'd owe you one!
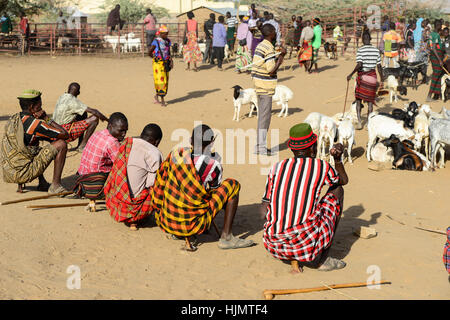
[0,5,400,58]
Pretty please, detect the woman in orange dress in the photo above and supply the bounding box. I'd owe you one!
[183,11,203,71]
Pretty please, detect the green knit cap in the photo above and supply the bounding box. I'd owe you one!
[17,89,41,100]
[287,123,317,150]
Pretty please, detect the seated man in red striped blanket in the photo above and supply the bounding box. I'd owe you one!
[72,112,128,200]
[151,124,254,249]
[261,123,349,273]
[104,124,163,231]
[52,82,108,152]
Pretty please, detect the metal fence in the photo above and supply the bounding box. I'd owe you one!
[0,5,398,58]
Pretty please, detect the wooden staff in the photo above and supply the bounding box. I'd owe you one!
[342,79,350,117]
[26,201,105,209]
[1,191,73,205]
[263,280,391,300]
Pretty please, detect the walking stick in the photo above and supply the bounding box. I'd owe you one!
[263,280,391,300]
[338,79,350,121]
[1,191,73,205]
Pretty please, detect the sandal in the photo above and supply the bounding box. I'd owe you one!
[317,257,346,271]
[48,184,68,196]
[218,235,255,250]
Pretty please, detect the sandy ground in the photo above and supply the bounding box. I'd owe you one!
[0,52,449,300]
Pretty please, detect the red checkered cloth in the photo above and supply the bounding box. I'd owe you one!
[263,193,341,262]
[104,137,154,224]
[61,120,89,142]
[78,129,120,175]
[444,227,450,274]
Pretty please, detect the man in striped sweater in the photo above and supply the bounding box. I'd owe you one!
[261,123,349,273]
[252,23,286,155]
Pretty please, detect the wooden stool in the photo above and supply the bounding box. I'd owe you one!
[84,200,96,212]
[290,260,303,274]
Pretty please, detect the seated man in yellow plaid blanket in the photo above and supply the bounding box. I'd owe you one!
[151,124,254,249]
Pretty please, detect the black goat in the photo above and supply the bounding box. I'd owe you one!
[381,134,424,171]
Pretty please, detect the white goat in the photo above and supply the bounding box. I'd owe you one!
[429,118,450,168]
[336,116,355,164]
[304,112,323,136]
[386,75,407,104]
[273,85,294,117]
[414,104,431,159]
[125,33,141,52]
[366,112,419,162]
[441,74,450,101]
[370,142,394,163]
[103,35,126,53]
[318,116,337,166]
[232,85,258,121]
[332,101,359,124]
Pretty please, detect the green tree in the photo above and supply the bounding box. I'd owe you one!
[97,0,169,24]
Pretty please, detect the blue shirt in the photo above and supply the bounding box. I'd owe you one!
[151,37,171,60]
[212,23,227,47]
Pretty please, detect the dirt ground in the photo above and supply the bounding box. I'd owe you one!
[0,52,449,300]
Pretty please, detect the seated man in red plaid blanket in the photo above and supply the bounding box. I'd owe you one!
[261,123,349,273]
[52,82,108,152]
[104,124,163,231]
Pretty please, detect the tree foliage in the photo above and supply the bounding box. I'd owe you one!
[96,0,170,24]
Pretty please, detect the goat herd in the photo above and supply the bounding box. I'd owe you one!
[232,83,450,171]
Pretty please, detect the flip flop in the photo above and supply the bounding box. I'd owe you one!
[48,184,68,196]
[317,257,346,271]
[218,235,255,250]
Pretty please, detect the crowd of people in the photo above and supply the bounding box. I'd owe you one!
[2,5,450,276]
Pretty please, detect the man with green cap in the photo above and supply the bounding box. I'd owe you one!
[1,90,70,194]
[261,123,349,273]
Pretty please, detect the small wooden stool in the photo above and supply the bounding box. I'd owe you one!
[84,200,97,213]
[291,260,303,274]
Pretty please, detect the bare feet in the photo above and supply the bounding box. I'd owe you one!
[154,95,161,105]
[16,184,26,193]
[290,260,303,274]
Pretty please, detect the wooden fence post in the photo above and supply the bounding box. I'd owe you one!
[142,23,145,57]
[118,26,121,59]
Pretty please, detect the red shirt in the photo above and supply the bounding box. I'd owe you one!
[78,129,121,175]
[19,17,28,34]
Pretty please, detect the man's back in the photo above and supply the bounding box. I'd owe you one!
[263,157,339,236]
[212,23,226,47]
[52,93,88,125]
[127,137,162,198]
[383,30,400,56]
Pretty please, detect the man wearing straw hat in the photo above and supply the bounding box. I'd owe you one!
[1,90,70,194]
[261,123,348,273]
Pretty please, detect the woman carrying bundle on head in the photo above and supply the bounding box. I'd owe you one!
[235,16,252,72]
[149,26,173,107]
[183,11,202,72]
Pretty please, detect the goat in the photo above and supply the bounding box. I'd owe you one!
[323,42,337,60]
[441,74,450,102]
[304,112,323,136]
[386,75,407,104]
[125,33,141,52]
[318,115,337,166]
[429,118,450,168]
[381,134,432,171]
[366,112,420,162]
[103,35,126,53]
[332,101,359,124]
[413,104,432,159]
[370,142,394,163]
[336,116,355,164]
[231,85,259,121]
[273,85,294,117]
